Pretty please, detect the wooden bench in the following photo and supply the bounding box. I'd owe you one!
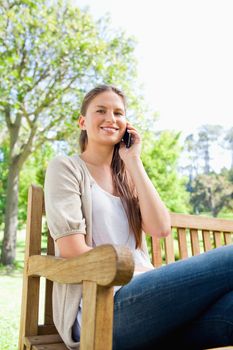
[18,184,233,350]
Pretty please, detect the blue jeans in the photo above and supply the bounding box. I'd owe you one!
[113,245,233,349]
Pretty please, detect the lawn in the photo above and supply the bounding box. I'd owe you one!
[0,274,22,350]
[0,230,46,350]
[0,230,24,350]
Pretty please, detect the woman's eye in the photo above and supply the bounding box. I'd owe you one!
[115,112,123,116]
[97,109,105,113]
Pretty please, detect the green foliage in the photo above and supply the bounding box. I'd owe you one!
[0,0,141,151]
[18,143,55,226]
[220,167,233,183]
[190,173,233,217]
[141,130,190,213]
[228,168,233,183]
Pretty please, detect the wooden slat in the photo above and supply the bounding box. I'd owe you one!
[164,233,175,264]
[202,230,212,251]
[151,236,163,267]
[42,191,45,215]
[32,344,68,350]
[80,282,114,350]
[81,281,97,350]
[177,228,188,259]
[45,231,55,325]
[25,334,63,347]
[44,279,54,325]
[47,231,55,255]
[95,286,114,350]
[19,185,43,350]
[224,232,233,245]
[38,325,58,335]
[170,212,233,232]
[190,229,200,256]
[213,231,222,248]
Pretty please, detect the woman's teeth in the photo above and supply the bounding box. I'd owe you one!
[101,127,118,132]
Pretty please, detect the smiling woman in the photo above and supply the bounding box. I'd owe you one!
[44,84,233,350]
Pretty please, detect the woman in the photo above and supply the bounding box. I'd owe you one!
[44,84,233,350]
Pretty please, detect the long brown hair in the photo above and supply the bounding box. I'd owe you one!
[79,84,142,248]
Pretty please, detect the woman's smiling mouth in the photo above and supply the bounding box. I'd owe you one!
[100,126,119,133]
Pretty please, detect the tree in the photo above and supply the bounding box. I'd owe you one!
[190,173,233,217]
[223,127,233,170]
[141,130,190,214]
[181,133,200,192]
[0,0,141,264]
[197,124,222,174]
[181,125,223,182]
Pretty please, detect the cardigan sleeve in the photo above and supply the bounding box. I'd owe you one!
[44,155,86,241]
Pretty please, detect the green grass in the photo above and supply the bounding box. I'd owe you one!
[0,230,25,350]
[0,229,46,350]
[0,274,22,350]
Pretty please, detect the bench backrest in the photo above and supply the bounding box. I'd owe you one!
[19,185,233,348]
[151,212,233,267]
[19,185,57,350]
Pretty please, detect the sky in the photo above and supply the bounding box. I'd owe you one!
[74,0,232,170]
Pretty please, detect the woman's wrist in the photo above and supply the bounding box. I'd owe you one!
[124,155,143,171]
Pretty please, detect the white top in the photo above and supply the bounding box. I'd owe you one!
[75,179,154,332]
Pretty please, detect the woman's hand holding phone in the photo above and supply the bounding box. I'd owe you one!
[119,122,142,164]
[122,129,132,148]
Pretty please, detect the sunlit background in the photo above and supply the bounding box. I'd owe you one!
[75,0,233,171]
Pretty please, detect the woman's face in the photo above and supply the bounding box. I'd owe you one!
[79,91,127,147]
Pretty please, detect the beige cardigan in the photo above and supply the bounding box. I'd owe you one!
[44,154,150,350]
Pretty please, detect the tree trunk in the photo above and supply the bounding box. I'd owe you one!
[1,159,19,265]
[204,148,210,174]
[231,149,233,170]
[212,208,219,217]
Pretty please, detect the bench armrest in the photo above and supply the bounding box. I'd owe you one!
[27,244,134,286]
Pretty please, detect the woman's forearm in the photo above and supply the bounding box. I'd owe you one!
[125,156,171,237]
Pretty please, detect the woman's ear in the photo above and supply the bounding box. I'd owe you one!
[78,115,86,130]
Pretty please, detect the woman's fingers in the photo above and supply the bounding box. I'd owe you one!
[126,129,141,143]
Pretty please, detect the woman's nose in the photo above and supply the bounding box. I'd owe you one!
[105,111,116,122]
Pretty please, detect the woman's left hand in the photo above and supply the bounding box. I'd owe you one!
[119,123,142,164]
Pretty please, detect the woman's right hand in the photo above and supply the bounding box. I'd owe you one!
[119,122,142,164]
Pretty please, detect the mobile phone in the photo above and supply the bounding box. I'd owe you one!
[122,129,132,148]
